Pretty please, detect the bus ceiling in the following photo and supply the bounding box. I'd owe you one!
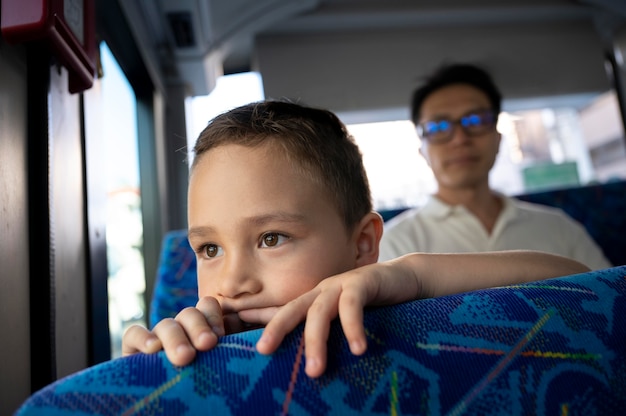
[120,0,626,115]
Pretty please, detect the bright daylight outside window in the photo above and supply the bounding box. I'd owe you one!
[186,72,265,162]
[100,43,146,358]
[349,91,626,212]
[186,74,434,211]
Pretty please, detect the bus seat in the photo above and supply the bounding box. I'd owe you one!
[149,230,199,328]
[17,265,626,415]
[379,180,626,267]
[515,180,626,267]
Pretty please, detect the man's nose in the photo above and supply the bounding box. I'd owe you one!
[448,123,472,145]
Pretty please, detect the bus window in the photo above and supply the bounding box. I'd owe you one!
[185,73,625,215]
[349,90,626,211]
[100,43,146,358]
[347,121,435,211]
[186,72,265,164]
[579,91,626,182]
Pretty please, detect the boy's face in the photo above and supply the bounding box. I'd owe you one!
[188,142,359,324]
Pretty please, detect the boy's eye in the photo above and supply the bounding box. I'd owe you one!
[203,244,223,258]
[259,232,289,248]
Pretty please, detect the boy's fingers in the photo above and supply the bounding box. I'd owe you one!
[175,306,219,351]
[196,296,226,337]
[237,306,279,326]
[302,294,339,378]
[337,289,368,356]
[152,318,197,366]
[256,291,318,355]
[122,324,162,356]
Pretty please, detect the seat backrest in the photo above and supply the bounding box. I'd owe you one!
[515,180,626,266]
[18,266,626,415]
[379,180,626,266]
[149,230,198,328]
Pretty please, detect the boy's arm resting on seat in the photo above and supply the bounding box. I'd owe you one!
[123,250,589,377]
[257,250,590,378]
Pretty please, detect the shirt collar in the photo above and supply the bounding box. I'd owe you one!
[422,193,524,222]
[421,195,464,220]
[499,194,529,223]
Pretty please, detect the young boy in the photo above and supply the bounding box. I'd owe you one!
[123,100,589,378]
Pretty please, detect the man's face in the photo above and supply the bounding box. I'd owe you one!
[419,84,501,191]
[187,142,358,324]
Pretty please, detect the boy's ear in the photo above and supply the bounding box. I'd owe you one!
[354,211,384,267]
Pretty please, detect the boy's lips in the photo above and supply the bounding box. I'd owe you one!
[219,301,281,325]
[219,299,274,313]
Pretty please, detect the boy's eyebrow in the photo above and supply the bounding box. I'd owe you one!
[188,212,308,239]
[246,212,308,227]
[188,226,216,240]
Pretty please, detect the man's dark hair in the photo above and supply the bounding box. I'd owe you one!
[410,64,502,125]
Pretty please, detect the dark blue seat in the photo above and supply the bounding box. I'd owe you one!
[515,180,626,266]
[149,230,199,328]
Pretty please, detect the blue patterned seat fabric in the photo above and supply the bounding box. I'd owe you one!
[149,230,199,328]
[17,266,626,415]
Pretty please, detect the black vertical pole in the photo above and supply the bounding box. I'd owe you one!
[27,44,56,392]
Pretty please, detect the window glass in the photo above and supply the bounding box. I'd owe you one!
[349,91,626,211]
[188,78,625,212]
[186,72,264,164]
[100,43,146,358]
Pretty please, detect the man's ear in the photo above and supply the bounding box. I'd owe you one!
[354,211,384,267]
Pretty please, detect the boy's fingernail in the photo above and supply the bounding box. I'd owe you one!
[212,326,224,336]
[199,331,216,345]
[176,344,193,355]
[305,357,318,373]
[350,340,365,354]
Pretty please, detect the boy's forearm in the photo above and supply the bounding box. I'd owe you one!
[397,250,591,299]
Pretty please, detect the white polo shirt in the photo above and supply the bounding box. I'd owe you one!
[379,195,612,270]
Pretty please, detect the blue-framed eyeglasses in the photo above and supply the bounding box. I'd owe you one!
[416,110,497,144]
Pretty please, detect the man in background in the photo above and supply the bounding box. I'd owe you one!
[379,63,611,270]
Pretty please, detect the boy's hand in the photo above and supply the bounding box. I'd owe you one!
[256,260,420,378]
[122,296,226,366]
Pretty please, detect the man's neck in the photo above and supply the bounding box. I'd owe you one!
[434,185,503,234]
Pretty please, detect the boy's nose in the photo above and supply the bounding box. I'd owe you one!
[216,254,261,299]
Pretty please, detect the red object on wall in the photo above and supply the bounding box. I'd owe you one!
[1,0,96,93]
